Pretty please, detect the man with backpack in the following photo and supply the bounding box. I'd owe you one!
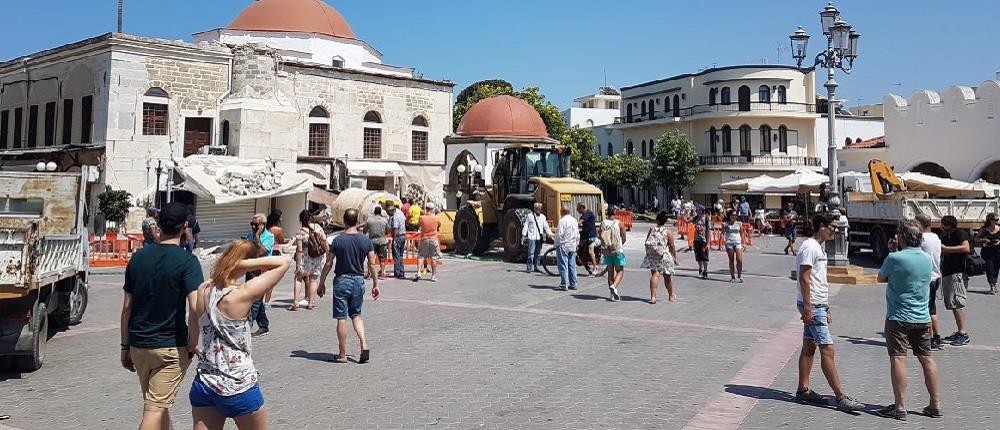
[602,207,628,301]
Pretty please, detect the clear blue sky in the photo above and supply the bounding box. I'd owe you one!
[3,1,998,109]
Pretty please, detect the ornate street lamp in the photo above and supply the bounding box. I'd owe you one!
[790,2,860,266]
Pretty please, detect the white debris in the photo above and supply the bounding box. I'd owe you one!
[208,164,285,196]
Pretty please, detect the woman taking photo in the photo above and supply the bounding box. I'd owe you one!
[293,210,326,310]
[641,211,678,304]
[189,240,291,429]
[724,210,745,283]
[976,213,1000,294]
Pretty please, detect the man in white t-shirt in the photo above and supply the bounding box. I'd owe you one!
[793,213,864,411]
[915,214,944,350]
[671,198,682,218]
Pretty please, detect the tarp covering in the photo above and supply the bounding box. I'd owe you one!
[347,160,403,177]
[176,155,313,205]
[899,172,1000,198]
[748,169,829,194]
[719,174,777,192]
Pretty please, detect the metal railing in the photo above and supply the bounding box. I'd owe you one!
[615,102,815,124]
[699,155,822,167]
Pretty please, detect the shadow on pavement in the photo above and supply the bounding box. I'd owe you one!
[289,350,337,362]
[571,294,611,302]
[527,284,560,291]
[838,335,886,348]
[724,384,863,416]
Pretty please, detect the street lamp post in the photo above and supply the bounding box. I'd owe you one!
[790,2,860,266]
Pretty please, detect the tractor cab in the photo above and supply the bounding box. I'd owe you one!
[492,144,570,204]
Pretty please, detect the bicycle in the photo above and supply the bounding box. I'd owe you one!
[541,238,608,277]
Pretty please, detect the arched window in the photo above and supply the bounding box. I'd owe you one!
[672,94,680,117]
[739,124,752,157]
[221,120,230,148]
[309,106,329,118]
[777,86,787,104]
[412,115,428,127]
[709,88,718,106]
[648,99,655,120]
[363,111,382,123]
[606,142,613,156]
[759,85,771,103]
[640,101,647,117]
[145,87,169,98]
[721,125,732,153]
[709,127,718,153]
[738,86,751,111]
[760,125,772,152]
[721,87,731,105]
[626,140,634,155]
[626,104,633,122]
[308,106,330,157]
[641,140,647,158]
[778,125,788,152]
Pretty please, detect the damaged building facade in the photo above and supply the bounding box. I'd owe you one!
[0,0,453,241]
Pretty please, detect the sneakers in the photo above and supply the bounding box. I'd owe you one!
[835,395,865,412]
[430,275,438,282]
[609,286,621,301]
[875,404,907,420]
[251,328,269,338]
[942,331,961,342]
[413,274,421,282]
[794,388,824,404]
[930,337,943,351]
[950,333,970,346]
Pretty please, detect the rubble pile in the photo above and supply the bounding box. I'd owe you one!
[208,165,284,196]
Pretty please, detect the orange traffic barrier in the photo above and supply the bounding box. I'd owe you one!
[383,232,443,268]
[615,210,634,231]
[710,227,723,250]
[90,233,145,268]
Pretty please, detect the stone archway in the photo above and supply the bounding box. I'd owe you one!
[911,162,951,179]
[979,160,1000,184]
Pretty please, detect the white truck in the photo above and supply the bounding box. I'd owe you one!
[845,192,999,261]
[0,168,92,371]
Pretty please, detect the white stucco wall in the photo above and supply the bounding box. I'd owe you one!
[563,107,619,128]
[813,115,884,169]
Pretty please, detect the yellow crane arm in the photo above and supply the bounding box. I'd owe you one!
[868,159,906,195]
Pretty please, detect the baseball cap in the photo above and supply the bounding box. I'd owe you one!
[158,202,190,234]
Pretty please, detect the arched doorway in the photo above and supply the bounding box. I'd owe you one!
[738,86,751,111]
[911,162,951,179]
[672,94,680,117]
[979,160,1000,184]
[448,150,481,208]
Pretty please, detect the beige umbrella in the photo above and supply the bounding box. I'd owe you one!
[719,174,776,192]
[748,169,829,194]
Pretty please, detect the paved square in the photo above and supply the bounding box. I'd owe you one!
[2,224,998,429]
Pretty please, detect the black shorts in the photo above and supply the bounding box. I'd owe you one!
[885,319,932,357]
[928,279,939,315]
[694,241,709,262]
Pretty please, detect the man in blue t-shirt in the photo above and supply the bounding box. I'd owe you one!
[247,213,275,337]
[875,219,942,420]
[576,203,598,275]
[320,209,381,364]
[120,202,204,429]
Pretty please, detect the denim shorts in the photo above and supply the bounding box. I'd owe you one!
[333,275,365,320]
[797,303,833,345]
[189,376,264,418]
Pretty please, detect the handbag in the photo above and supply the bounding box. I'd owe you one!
[965,250,987,277]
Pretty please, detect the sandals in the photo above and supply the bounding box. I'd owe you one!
[359,349,370,364]
[288,304,299,311]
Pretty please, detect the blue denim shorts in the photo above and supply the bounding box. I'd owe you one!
[333,275,365,320]
[189,376,264,418]
[797,303,833,345]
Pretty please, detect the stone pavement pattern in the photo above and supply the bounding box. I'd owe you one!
[1,223,999,429]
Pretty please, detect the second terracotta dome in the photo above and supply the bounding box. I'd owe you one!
[227,0,356,40]
[457,95,549,138]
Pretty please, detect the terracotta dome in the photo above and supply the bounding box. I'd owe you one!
[457,95,549,138]
[227,0,356,40]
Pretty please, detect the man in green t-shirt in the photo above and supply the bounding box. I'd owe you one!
[875,219,942,420]
[119,202,204,429]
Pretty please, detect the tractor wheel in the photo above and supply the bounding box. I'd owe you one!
[453,206,491,255]
[502,209,531,262]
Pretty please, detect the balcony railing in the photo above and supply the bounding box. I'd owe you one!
[699,154,822,167]
[614,102,815,124]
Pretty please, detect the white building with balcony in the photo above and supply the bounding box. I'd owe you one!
[612,65,820,208]
[562,87,622,128]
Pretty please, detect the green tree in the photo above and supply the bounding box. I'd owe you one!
[651,130,700,195]
[601,153,651,188]
[561,127,605,184]
[98,185,132,224]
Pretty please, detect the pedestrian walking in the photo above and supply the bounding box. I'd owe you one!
[602,207,627,301]
[781,202,798,255]
[652,195,659,212]
[974,213,1000,294]
[915,214,945,350]
[247,214,275,337]
[523,202,554,273]
[189,240,291,429]
[407,200,422,232]
[693,205,711,279]
[119,202,204,430]
[938,215,971,346]
[292,210,326,311]
[671,197,682,219]
[724,210,745,283]
[873,220,942,421]
[414,203,442,282]
[555,203,580,291]
[184,210,201,253]
[738,197,751,223]
[642,211,678,304]
[142,208,161,245]
[401,198,411,222]
[363,206,390,279]
[576,203,599,276]
[386,202,406,279]
[318,209,381,364]
[793,213,864,411]
[263,210,285,311]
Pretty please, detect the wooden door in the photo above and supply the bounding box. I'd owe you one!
[184,118,212,157]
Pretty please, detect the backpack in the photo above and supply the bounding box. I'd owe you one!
[965,250,987,277]
[306,226,328,258]
[645,226,669,259]
[601,220,622,254]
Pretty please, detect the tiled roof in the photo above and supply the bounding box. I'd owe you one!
[845,136,885,149]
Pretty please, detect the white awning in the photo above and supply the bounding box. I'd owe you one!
[719,174,777,192]
[748,169,829,194]
[899,172,1000,198]
[347,160,403,177]
[175,155,313,205]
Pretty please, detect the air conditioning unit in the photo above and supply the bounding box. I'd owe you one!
[201,146,228,156]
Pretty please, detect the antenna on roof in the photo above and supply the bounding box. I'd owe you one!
[117,0,123,33]
[603,68,608,88]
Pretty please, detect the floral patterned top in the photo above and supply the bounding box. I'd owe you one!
[196,284,257,396]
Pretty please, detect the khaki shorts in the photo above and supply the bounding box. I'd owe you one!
[941,273,968,310]
[884,319,932,357]
[418,239,441,259]
[131,347,192,408]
